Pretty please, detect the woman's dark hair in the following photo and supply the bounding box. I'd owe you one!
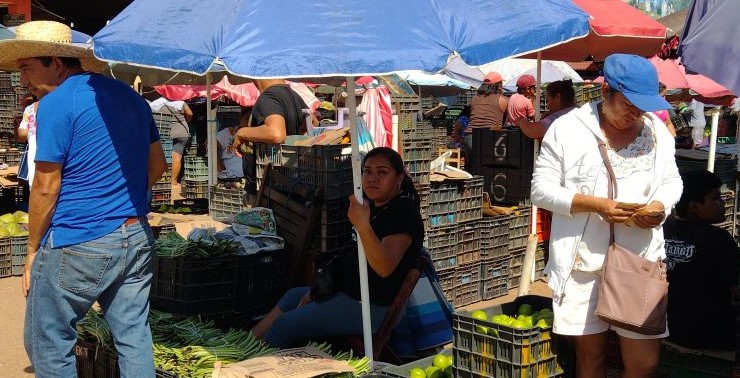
[546,79,575,107]
[476,82,502,96]
[460,105,472,118]
[362,147,420,207]
[675,170,722,217]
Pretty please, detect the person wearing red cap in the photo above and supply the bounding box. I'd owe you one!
[458,71,508,169]
[506,74,537,126]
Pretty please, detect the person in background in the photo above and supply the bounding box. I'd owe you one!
[718,116,736,138]
[216,122,245,179]
[663,170,738,353]
[251,147,423,348]
[516,79,576,139]
[531,54,682,378]
[506,74,536,126]
[16,95,39,188]
[233,79,311,195]
[2,21,167,377]
[652,82,676,137]
[463,72,507,169]
[149,96,193,187]
[449,105,471,148]
[686,98,707,147]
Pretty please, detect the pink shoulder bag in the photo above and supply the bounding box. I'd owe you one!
[593,139,669,335]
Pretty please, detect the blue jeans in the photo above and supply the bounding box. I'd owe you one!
[264,287,389,348]
[24,218,156,378]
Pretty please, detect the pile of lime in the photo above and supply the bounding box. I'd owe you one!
[407,353,453,378]
[470,304,554,335]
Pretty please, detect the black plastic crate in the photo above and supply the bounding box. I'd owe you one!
[75,339,178,378]
[150,256,240,316]
[472,128,535,169]
[275,144,353,200]
[236,249,287,312]
[482,166,533,206]
[312,199,353,254]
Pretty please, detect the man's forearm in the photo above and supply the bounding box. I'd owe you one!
[28,188,58,252]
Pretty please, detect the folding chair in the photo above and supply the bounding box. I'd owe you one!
[344,256,423,363]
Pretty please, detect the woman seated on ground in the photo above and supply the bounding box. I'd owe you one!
[251,147,424,348]
[515,79,575,139]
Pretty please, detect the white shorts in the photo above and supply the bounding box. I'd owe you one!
[553,270,669,340]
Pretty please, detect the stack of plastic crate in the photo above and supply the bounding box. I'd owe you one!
[506,207,533,289]
[456,89,476,107]
[509,243,546,290]
[480,214,511,300]
[426,181,459,302]
[257,143,354,255]
[150,166,171,209]
[210,183,248,220]
[401,122,433,187]
[152,112,174,163]
[450,177,484,306]
[0,92,17,135]
[183,156,209,199]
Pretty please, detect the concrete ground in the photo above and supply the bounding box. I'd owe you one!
[0,276,34,377]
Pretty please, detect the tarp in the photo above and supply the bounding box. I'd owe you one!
[501,61,583,92]
[524,0,667,61]
[154,76,260,106]
[648,56,735,105]
[680,0,740,96]
[93,0,589,78]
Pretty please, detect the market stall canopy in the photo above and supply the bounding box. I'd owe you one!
[658,8,689,37]
[154,76,260,106]
[92,0,589,78]
[523,0,667,61]
[680,0,740,97]
[397,71,471,90]
[501,61,583,92]
[599,57,735,106]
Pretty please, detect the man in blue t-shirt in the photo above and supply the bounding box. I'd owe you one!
[0,21,168,378]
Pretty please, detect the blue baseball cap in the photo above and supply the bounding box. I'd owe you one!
[603,54,670,112]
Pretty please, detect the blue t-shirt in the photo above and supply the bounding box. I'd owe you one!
[35,73,159,248]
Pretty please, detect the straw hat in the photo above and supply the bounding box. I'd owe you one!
[0,21,107,72]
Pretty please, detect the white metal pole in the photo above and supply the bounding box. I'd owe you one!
[519,53,542,297]
[707,108,720,172]
[347,77,374,364]
[206,73,217,206]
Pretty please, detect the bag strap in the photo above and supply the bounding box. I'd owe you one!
[595,136,617,245]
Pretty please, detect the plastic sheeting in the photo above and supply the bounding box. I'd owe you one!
[680,0,740,97]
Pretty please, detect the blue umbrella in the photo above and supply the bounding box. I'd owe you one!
[93,0,588,78]
[680,0,740,96]
[0,24,14,40]
[92,0,589,363]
